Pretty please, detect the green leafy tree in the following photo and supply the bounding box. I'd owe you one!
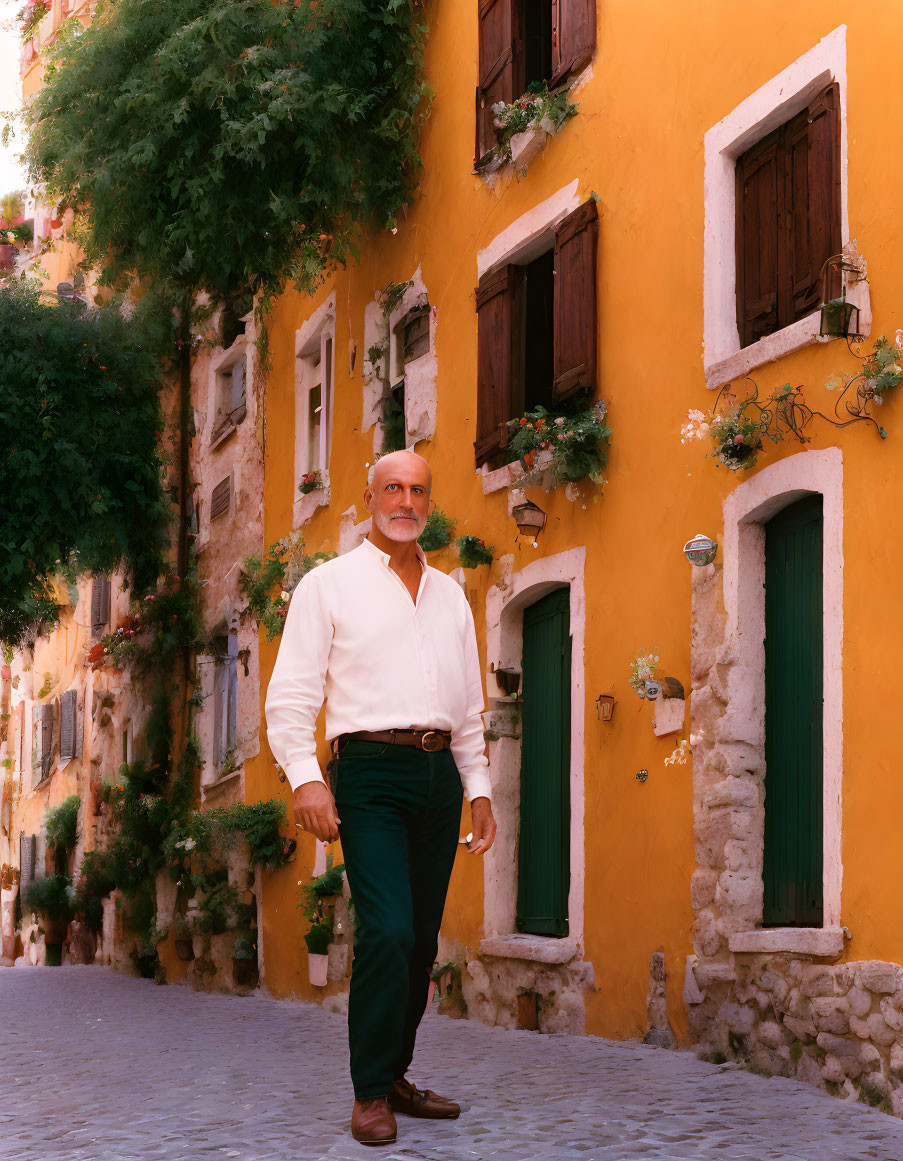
[0,281,169,645]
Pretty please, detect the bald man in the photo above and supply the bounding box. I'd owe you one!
[266,450,497,1147]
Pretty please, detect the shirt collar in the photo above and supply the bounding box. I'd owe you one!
[362,535,427,572]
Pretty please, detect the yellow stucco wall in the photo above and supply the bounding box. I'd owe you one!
[247,1,903,1041]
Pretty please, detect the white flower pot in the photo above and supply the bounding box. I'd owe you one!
[308,952,329,987]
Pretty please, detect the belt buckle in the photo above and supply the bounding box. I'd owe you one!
[420,730,443,752]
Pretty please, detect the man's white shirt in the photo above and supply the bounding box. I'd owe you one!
[264,536,491,801]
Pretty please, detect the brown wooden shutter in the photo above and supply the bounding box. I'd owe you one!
[20,833,36,891]
[475,265,523,467]
[804,82,841,310]
[553,199,598,400]
[551,0,597,86]
[17,702,25,774]
[736,128,780,349]
[210,476,231,521]
[41,703,53,780]
[91,576,111,635]
[60,690,77,761]
[476,0,522,162]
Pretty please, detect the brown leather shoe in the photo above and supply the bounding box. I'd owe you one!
[351,1097,397,1146]
[388,1076,461,1119]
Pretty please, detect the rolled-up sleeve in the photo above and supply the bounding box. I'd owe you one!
[264,572,333,792]
[450,598,492,802]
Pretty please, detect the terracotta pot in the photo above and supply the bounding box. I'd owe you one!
[174,937,194,962]
[308,951,328,987]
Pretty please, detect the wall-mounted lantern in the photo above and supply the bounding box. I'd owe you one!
[512,499,546,541]
[682,532,718,567]
[818,253,862,340]
[595,694,615,721]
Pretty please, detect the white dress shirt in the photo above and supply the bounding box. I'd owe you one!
[265,537,491,802]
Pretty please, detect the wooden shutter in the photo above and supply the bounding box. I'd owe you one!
[43,702,55,779]
[517,588,571,937]
[17,702,25,775]
[551,0,597,86]
[91,576,111,635]
[476,0,522,161]
[60,690,77,761]
[20,833,36,892]
[474,264,523,467]
[763,495,823,927]
[230,357,247,424]
[804,82,841,309]
[227,634,239,752]
[553,199,598,400]
[736,129,780,348]
[210,476,231,521]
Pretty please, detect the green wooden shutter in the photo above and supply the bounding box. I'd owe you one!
[517,587,571,936]
[763,494,823,927]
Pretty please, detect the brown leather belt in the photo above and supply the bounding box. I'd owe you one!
[339,728,452,753]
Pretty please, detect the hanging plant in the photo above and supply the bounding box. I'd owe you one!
[298,470,323,495]
[456,535,494,569]
[418,509,456,552]
[479,82,578,167]
[507,398,611,486]
[241,536,336,640]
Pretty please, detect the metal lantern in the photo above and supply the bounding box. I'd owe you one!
[682,533,718,567]
[596,694,615,721]
[818,254,861,340]
[512,499,546,538]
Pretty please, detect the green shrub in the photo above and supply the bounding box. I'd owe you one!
[456,535,494,568]
[418,509,456,552]
[24,874,73,921]
[44,795,80,856]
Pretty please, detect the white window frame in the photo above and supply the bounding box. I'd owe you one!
[293,294,335,529]
[209,346,248,447]
[703,25,870,388]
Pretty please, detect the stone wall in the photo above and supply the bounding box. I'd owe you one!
[687,560,903,1115]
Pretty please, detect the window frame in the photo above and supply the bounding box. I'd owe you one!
[293,295,336,526]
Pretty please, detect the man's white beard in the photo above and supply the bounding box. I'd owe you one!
[372,508,425,542]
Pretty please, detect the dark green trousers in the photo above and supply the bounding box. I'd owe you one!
[334,739,464,1100]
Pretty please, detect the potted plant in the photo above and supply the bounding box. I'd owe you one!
[507,398,611,487]
[24,873,73,961]
[417,508,456,552]
[232,934,258,987]
[299,859,345,987]
[298,470,323,495]
[456,535,494,569]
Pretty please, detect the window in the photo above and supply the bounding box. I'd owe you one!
[210,475,232,522]
[32,703,53,785]
[476,0,596,161]
[60,689,77,763]
[295,327,333,479]
[15,702,25,781]
[212,355,247,440]
[20,834,37,895]
[736,83,840,349]
[212,634,238,770]
[474,198,598,467]
[91,575,111,638]
[396,306,430,367]
[379,301,433,453]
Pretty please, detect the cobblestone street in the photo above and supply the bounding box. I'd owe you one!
[2,968,903,1161]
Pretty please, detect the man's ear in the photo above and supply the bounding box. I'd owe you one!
[363,487,373,512]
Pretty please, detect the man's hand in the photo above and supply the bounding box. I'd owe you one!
[293,781,341,843]
[467,796,497,855]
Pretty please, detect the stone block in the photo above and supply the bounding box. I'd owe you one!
[723,840,759,873]
[692,911,722,959]
[757,970,789,1004]
[880,996,903,1032]
[322,993,348,1016]
[783,1015,817,1042]
[690,870,717,910]
[821,1054,846,1085]
[858,960,900,994]
[795,1050,825,1090]
[327,942,350,981]
[848,986,872,1018]
[704,777,759,809]
[643,1027,676,1049]
[719,1001,756,1035]
[649,951,666,983]
[890,1043,903,1078]
[850,1014,871,1039]
[868,1012,897,1046]
[784,988,811,1020]
[833,964,855,995]
[800,965,835,998]
[715,871,762,915]
[693,960,736,988]
[653,696,685,737]
[648,997,668,1030]
[816,1032,860,1058]
[859,1042,882,1071]
[810,997,850,1035]
[893,1085,903,1120]
[757,1020,789,1050]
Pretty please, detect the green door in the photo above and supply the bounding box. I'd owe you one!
[517,587,571,936]
[763,494,823,926]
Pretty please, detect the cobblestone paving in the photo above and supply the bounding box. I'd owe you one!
[2,968,903,1161]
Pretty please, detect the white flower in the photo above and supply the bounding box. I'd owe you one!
[895,328,903,349]
[280,591,289,601]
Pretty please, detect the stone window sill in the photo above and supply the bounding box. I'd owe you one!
[728,927,844,957]
[477,450,553,496]
[705,281,870,389]
[200,767,242,802]
[479,933,577,965]
[209,420,241,452]
[293,479,330,530]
